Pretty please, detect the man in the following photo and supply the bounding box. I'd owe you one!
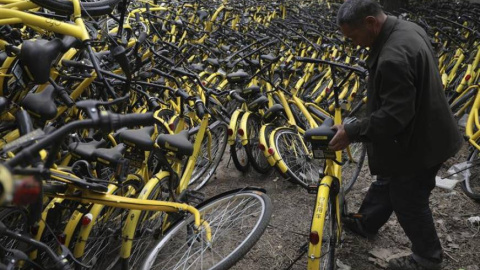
[331,0,463,269]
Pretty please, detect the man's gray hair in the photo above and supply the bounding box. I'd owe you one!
[336,0,383,26]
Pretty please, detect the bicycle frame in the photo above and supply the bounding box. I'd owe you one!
[119,105,219,261]
[0,0,90,41]
[307,105,342,269]
[465,84,480,150]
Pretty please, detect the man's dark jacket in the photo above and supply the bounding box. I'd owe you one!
[344,16,463,176]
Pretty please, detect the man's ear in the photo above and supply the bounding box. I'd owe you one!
[364,16,377,29]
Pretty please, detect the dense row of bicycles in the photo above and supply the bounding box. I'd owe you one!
[0,0,480,269]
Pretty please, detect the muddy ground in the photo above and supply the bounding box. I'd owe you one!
[203,143,480,270]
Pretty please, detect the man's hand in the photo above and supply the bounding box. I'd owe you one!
[329,124,350,151]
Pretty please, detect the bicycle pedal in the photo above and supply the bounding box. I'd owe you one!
[307,185,318,194]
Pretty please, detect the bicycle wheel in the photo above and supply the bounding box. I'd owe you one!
[0,207,29,251]
[342,142,366,194]
[289,102,312,133]
[74,180,142,269]
[273,129,323,188]
[309,194,337,270]
[230,115,250,174]
[124,179,170,269]
[189,122,228,190]
[245,114,272,174]
[141,189,272,270]
[29,0,121,16]
[462,148,480,201]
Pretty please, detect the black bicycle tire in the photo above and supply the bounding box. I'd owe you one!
[74,179,142,270]
[322,196,337,270]
[273,128,322,188]
[0,207,29,249]
[140,189,272,270]
[462,148,480,201]
[289,102,311,131]
[245,114,272,174]
[188,122,228,190]
[343,143,366,194]
[30,0,121,17]
[124,178,171,269]
[230,114,250,172]
[231,143,250,172]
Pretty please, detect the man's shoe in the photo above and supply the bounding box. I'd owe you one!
[388,255,441,270]
[342,214,376,239]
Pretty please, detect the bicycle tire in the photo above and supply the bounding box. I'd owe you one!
[289,102,311,132]
[231,142,250,172]
[30,0,121,17]
[188,122,228,190]
[245,114,272,174]
[272,128,323,188]
[462,148,480,201]
[140,189,272,270]
[38,199,82,265]
[308,191,337,270]
[0,207,29,251]
[73,180,142,270]
[230,111,249,172]
[342,142,366,194]
[123,178,170,269]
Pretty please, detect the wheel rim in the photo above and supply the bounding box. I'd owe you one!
[142,192,269,270]
[342,142,366,192]
[465,149,480,197]
[275,130,322,186]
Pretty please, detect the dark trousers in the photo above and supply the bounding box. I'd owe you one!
[358,164,443,263]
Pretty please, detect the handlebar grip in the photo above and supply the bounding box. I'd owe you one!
[148,98,161,110]
[230,91,245,103]
[194,99,205,119]
[62,59,89,69]
[58,89,75,107]
[110,112,154,129]
[174,89,190,100]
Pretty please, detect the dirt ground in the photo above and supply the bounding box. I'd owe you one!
[203,143,480,270]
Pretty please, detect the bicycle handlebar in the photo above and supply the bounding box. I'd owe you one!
[5,112,154,168]
[294,57,368,76]
[229,90,246,103]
